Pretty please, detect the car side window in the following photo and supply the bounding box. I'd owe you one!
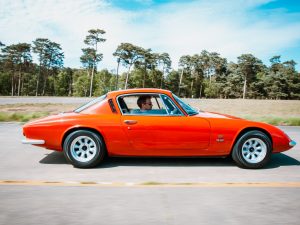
[117,94,169,116]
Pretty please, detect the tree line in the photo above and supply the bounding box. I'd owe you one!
[0,28,299,99]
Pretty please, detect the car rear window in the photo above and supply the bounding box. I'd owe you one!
[74,95,107,113]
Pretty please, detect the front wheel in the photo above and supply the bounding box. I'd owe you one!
[63,130,106,168]
[232,131,272,169]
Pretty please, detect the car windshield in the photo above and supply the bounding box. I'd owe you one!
[172,94,198,116]
[74,95,107,113]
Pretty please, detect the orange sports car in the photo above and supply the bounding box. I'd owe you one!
[22,88,296,169]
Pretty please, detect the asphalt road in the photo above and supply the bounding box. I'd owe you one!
[0,123,299,225]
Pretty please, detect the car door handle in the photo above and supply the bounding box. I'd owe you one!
[124,120,138,125]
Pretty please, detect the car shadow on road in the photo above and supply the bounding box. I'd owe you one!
[102,157,237,168]
[265,153,300,169]
[39,152,68,164]
[39,152,235,167]
[39,152,300,169]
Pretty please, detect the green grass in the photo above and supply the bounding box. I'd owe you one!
[243,116,300,126]
[0,112,49,122]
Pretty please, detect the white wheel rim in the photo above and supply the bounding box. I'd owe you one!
[70,136,97,163]
[242,138,267,164]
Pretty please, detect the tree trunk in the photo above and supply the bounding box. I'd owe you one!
[11,71,14,96]
[36,75,39,96]
[160,66,165,89]
[124,65,132,90]
[21,74,24,96]
[89,42,99,97]
[243,76,247,99]
[17,66,21,96]
[68,72,73,96]
[68,75,73,96]
[178,69,184,95]
[85,69,90,97]
[115,58,120,90]
[89,63,95,97]
[190,79,194,98]
[42,68,48,96]
[199,84,202,98]
[36,63,41,96]
[143,64,147,88]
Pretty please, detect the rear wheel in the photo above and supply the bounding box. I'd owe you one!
[63,130,105,168]
[232,130,272,169]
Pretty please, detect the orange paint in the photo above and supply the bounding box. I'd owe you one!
[22,88,294,157]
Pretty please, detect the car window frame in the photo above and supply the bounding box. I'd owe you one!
[116,93,184,117]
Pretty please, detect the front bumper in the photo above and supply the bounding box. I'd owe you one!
[22,139,45,145]
[289,140,297,147]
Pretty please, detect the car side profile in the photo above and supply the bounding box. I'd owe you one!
[22,88,296,169]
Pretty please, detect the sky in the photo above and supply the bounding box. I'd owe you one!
[0,0,300,71]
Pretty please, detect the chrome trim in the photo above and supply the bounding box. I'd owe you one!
[22,139,45,145]
[289,140,296,147]
[124,120,138,125]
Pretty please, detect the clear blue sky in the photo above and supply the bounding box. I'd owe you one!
[1,0,300,71]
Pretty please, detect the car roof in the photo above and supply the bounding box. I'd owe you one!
[107,88,172,97]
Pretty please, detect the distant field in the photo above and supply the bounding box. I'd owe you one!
[188,99,300,125]
[188,99,300,118]
[0,97,299,125]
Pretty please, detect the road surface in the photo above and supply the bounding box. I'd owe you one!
[0,123,299,225]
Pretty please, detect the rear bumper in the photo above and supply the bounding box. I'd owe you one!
[22,139,45,145]
[289,140,296,147]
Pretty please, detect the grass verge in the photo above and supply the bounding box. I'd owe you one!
[0,112,49,122]
[243,116,300,126]
[0,111,299,126]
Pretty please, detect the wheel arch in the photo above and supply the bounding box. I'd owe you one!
[61,126,106,151]
[230,127,273,154]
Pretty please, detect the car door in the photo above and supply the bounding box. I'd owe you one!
[118,94,211,156]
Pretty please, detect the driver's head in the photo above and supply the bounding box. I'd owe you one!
[137,96,152,110]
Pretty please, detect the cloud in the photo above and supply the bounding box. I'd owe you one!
[0,0,299,70]
[139,0,300,66]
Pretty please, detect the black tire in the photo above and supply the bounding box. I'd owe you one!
[63,130,106,168]
[232,130,272,169]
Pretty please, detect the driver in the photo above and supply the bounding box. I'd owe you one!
[137,95,153,111]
